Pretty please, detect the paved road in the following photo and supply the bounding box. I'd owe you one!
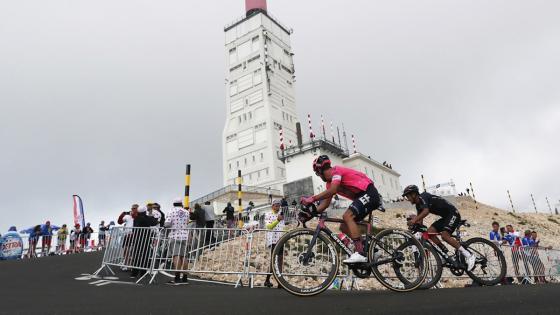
[1,252,559,315]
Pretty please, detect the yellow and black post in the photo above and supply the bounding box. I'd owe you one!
[237,170,243,228]
[184,164,191,208]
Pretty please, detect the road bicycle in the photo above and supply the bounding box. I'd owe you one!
[409,221,506,289]
[270,204,428,296]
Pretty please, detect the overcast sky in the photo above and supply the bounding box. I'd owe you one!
[1,0,559,232]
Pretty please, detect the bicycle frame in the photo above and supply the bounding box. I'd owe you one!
[301,213,394,267]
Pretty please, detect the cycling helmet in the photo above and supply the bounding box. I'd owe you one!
[312,155,331,174]
[402,185,420,197]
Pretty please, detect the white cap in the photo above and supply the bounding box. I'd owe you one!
[272,199,281,205]
[173,198,183,205]
[137,206,147,213]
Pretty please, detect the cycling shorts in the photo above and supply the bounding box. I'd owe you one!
[432,211,461,233]
[349,184,381,221]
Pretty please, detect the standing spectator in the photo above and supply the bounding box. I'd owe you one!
[40,221,60,255]
[203,201,216,246]
[489,222,503,245]
[148,203,163,225]
[522,230,546,283]
[291,200,297,207]
[504,225,528,283]
[223,202,235,228]
[263,199,285,288]
[21,225,42,258]
[521,230,534,247]
[164,198,190,284]
[98,221,109,248]
[69,224,81,253]
[189,203,206,228]
[531,231,541,247]
[56,224,68,254]
[267,187,272,204]
[82,223,94,249]
[130,205,164,278]
[203,201,216,229]
[281,197,289,208]
[119,205,138,270]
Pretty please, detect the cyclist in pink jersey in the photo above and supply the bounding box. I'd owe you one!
[301,155,381,263]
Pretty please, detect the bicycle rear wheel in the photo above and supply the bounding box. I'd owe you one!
[369,229,427,292]
[464,237,506,286]
[271,228,339,297]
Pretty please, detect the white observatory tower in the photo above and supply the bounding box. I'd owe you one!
[222,0,298,191]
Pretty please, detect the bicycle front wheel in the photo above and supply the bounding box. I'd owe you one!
[369,229,428,292]
[418,243,443,289]
[271,228,339,297]
[464,237,506,286]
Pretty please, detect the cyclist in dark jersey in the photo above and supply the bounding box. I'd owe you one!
[402,185,476,271]
[301,155,381,263]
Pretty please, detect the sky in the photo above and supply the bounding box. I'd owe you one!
[1,0,559,232]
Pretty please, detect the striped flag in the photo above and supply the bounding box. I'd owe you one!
[72,195,86,227]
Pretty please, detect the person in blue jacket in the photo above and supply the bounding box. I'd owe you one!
[39,221,60,255]
[489,221,504,244]
[21,225,42,258]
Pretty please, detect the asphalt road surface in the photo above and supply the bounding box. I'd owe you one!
[1,252,559,315]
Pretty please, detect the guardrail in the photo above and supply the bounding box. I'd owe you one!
[93,226,560,288]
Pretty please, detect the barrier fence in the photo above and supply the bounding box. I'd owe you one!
[93,226,560,288]
[19,232,108,258]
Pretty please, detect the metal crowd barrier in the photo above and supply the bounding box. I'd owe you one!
[19,231,110,259]
[93,226,560,288]
[500,245,560,284]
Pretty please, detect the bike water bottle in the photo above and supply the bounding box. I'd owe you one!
[338,233,351,247]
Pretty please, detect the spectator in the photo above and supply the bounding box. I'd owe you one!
[504,225,527,283]
[489,222,503,245]
[531,231,541,247]
[164,198,190,284]
[203,201,216,245]
[82,223,94,249]
[148,203,164,226]
[56,224,68,254]
[522,230,546,284]
[245,201,255,213]
[40,221,60,255]
[223,202,235,228]
[281,197,289,208]
[291,200,297,207]
[119,204,138,270]
[263,199,285,288]
[69,224,81,253]
[521,230,534,247]
[98,221,109,248]
[21,225,42,258]
[189,203,206,228]
[130,205,164,278]
[267,187,272,204]
[203,201,216,229]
